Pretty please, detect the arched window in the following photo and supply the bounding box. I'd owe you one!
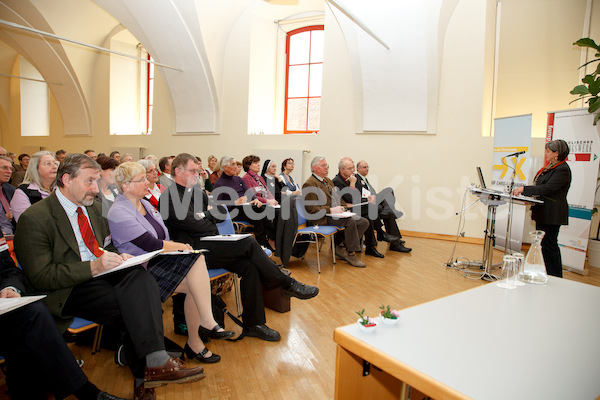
[284,25,324,134]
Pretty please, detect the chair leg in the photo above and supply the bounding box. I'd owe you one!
[331,235,336,265]
[313,233,321,274]
[233,273,243,317]
[91,325,103,355]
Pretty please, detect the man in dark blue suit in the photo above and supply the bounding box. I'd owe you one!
[0,231,124,399]
[0,156,16,235]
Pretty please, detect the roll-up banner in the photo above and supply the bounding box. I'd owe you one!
[547,108,600,273]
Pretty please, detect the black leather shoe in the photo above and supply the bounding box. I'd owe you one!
[98,391,128,400]
[390,242,412,253]
[365,246,384,258]
[184,343,221,363]
[377,231,400,243]
[282,279,319,300]
[245,324,281,341]
[198,324,235,343]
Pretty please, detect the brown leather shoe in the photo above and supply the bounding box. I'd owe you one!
[134,384,155,400]
[144,357,206,388]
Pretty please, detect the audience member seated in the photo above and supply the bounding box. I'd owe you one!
[138,159,165,209]
[261,159,286,204]
[108,162,232,364]
[0,156,15,235]
[160,153,319,342]
[95,156,120,214]
[302,156,369,268]
[279,158,302,194]
[332,157,384,259]
[0,231,125,400]
[14,154,205,399]
[242,155,278,206]
[9,154,29,187]
[196,157,213,193]
[355,160,411,253]
[214,156,276,250]
[122,153,134,163]
[208,157,222,185]
[84,149,97,160]
[56,149,68,164]
[11,150,58,222]
[110,151,121,163]
[159,156,174,187]
[206,155,217,176]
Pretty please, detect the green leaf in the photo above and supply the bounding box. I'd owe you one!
[583,75,595,84]
[588,99,600,113]
[574,38,600,51]
[571,85,590,95]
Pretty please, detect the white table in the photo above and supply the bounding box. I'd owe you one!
[334,277,600,399]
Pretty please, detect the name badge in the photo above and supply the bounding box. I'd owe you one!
[103,235,112,248]
[0,237,8,253]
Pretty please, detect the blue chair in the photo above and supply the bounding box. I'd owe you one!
[67,317,103,355]
[293,199,344,273]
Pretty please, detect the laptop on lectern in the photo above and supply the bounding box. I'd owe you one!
[476,166,487,189]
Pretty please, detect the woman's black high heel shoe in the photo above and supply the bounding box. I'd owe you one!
[184,343,221,364]
[198,325,235,343]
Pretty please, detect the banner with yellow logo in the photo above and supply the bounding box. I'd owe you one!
[492,114,533,251]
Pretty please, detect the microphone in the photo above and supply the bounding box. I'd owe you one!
[505,150,526,157]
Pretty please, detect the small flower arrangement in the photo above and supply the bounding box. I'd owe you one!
[356,309,376,327]
[380,305,400,320]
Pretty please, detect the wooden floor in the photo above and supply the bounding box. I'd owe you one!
[2,237,599,399]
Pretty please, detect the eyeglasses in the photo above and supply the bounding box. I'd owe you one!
[41,161,59,168]
[0,166,14,172]
[147,169,158,174]
[128,176,149,183]
[185,169,200,175]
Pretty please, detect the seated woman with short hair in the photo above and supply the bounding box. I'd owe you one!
[107,162,233,364]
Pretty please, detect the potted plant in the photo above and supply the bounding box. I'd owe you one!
[379,305,400,325]
[356,309,377,332]
[570,38,600,124]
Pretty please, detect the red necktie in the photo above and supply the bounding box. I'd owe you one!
[76,207,103,257]
[0,189,10,217]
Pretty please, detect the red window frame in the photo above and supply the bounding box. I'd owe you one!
[284,25,324,134]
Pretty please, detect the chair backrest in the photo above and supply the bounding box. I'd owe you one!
[296,198,308,226]
[216,208,236,235]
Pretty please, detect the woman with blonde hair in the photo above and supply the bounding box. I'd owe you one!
[11,150,58,222]
[107,162,233,363]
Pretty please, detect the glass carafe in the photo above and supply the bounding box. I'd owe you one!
[518,230,548,285]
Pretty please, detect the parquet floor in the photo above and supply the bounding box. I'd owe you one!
[2,237,599,399]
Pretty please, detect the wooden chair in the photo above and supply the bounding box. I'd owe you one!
[292,199,344,273]
[67,317,103,355]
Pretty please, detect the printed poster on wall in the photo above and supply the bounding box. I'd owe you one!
[491,114,533,252]
[547,108,600,273]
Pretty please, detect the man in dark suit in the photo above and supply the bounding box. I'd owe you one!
[332,157,385,258]
[302,156,369,267]
[0,156,16,234]
[14,154,205,400]
[355,160,411,253]
[0,231,124,399]
[160,153,319,342]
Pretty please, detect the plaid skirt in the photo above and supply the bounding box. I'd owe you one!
[147,253,202,302]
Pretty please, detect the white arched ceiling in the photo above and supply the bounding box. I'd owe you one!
[93,0,222,134]
[0,0,92,135]
[330,0,459,134]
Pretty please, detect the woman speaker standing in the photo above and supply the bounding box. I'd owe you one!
[513,139,571,278]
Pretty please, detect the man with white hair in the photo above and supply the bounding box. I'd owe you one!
[302,156,369,268]
[355,160,411,253]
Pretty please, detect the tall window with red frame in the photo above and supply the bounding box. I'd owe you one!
[284,25,324,134]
